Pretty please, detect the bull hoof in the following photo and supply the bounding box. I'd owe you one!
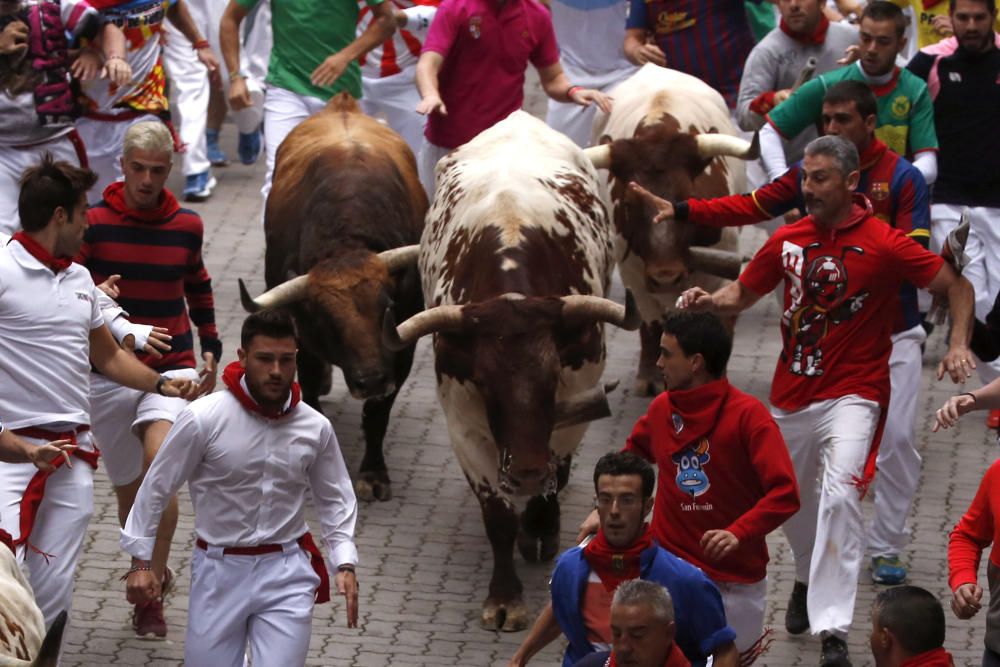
[517,530,560,563]
[481,598,530,632]
[355,471,392,502]
[634,376,665,397]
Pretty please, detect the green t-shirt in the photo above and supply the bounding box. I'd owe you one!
[767,62,938,158]
[235,0,384,100]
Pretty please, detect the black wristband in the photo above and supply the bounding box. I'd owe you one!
[155,376,168,396]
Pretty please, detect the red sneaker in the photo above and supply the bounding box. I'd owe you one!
[132,599,167,640]
[988,409,1000,429]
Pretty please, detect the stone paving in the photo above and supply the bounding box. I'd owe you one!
[56,79,999,666]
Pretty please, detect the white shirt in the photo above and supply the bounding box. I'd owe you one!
[0,240,104,430]
[121,388,359,568]
[550,0,633,79]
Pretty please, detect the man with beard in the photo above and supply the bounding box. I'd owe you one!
[508,452,738,667]
[908,0,1000,430]
[675,135,973,666]
[123,309,359,667]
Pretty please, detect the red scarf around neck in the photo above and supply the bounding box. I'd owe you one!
[11,231,72,273]
[661,379,730,455]
[583,524,654,593]
[607,642,691,667]
[859,138,888,171]
[779,15,830,45]
[900,648,955,667]
[102,181,180,223]
[222,361,301,419]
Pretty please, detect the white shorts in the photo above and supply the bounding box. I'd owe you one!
[89,368,198,486]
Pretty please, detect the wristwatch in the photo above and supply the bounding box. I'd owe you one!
[155,375,168,396]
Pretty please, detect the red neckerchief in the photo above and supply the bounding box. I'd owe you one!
[779,15,829,45]
[607,642,691,667]
[582,525,654,593]
[222,361,301,419]
[858,138,888,171]
[102,181,180,223]
[869,67,902,98]
[900,648,955,667]
[661,379,730,455]
[10,231,72,273]
[0,529,14,554]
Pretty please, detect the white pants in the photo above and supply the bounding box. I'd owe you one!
[545,64,634,148]
[0,432,96,630]
[868,324,926,557]
[931,203,1000,385]
[242,0,272,100]
[261,86,327,210]
[161,21,211,178]
[361,70,425,154]
[417,137,452,201]
[76,114,159,204]
[0,134,83,235]
[716,578,767,654]
[775,395,881,637]
[89,368,199,487]
[186,542,319,667]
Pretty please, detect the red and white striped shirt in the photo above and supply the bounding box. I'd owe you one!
[357,0,439,79]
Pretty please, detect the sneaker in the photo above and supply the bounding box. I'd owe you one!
[132,598,167,640]
[819,635,852,667]
[183,171,217,203]
[238,127,262,165]
[988,409,1000,429]
[785,580,809,635]
[871,555,907,585]
[206,129,230,167]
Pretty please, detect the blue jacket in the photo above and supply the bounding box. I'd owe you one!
[550,542,735,667]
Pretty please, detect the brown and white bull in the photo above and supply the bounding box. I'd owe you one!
[238,93,426,501]
[588,64,759,394]
[382,111,639,631]
[0,536,63,667]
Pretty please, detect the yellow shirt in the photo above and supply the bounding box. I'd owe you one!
[891,0,1000,48]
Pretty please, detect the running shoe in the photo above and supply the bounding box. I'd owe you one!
[785,580,809,635]
[871,555,907,585]
[132,598,167,640]
[238,127,262,165]
[206,129,230,167]
[183,171,217,203]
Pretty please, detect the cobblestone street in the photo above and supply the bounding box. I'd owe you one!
[57,80,999,666]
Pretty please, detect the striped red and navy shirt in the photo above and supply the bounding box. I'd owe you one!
[626,0,758,108]
[79,182,221,372]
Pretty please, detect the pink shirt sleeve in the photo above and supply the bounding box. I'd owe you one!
[528,4,560,68]
[421,0,460,57]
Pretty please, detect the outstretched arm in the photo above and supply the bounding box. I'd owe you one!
[311,0,395,87]
[508,602,562,666]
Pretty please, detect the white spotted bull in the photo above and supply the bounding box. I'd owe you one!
[587,64,759,394]
[382,111,640,631]
[0,536,64,667]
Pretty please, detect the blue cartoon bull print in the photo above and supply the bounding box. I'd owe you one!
[672,438,710,498]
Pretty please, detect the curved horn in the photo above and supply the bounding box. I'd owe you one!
[688,247,743,280]
[382,303,465,351]
[237,275,309,313]
[377,245,421,273]
[582,144,612,170]
[694,438,710,456]
[694,131,760,161]
[560,289,642,331]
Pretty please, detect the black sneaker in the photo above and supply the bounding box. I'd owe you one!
[785,580,809,635]
[819,635,851,667]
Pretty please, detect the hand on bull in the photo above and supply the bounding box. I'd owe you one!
[628,182,674,223]
[675,287,715,311]
[336,569,359,628]
[195,351,218,398]
[126,564,160,606]
[575,508,600,544]
[569,88,613,114]
[932,393,977,432]
[311,52,351,88]
[0,20,28,57]
[938,343,975,384]
[700,529,739,562]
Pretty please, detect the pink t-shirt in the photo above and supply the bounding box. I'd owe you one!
[421,0,560,148]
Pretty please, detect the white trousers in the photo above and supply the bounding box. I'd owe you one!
[361,70,425,154]
[261,86,327,210]
[242,0,272,100]
[868,324,926,557]
[417,136,452,201]
[544,64,634,148]
[0,432,96,630]
[775,395,881,637]
[716,578,767,654]
[931,203,1000,385]
[76,114,159,204]
[186,542,319,667]
[161,21,211,178]
[0,135,82,235]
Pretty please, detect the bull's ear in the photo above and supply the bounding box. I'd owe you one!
[606,139,639,182]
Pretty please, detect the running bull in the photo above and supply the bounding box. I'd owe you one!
[589,64,760,394]
[239,93,426,501]
[383,111,640,631]
[0,532,64,667]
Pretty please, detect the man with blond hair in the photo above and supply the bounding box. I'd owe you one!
[77,120,220,639]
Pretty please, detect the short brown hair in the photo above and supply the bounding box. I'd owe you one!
[17,155,97,232]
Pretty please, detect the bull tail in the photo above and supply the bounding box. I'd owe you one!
[325,91,361,114]
[30,611,65,667]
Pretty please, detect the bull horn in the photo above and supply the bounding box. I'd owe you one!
[694,132,759,161]
[582,144,612,170]
[382,303,465,351]
[554,384,614,430]
[687,247,743,280]
[238,275,309,313]
[560,289,642,331]
[377,245,421,273]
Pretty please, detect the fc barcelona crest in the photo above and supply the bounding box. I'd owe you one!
[870,181,889,201]
[469,16,482,39]
[612,554,625,572]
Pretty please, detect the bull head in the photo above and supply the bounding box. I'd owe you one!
[553,380,620,430]
[0,611,64,667]
[381,290,641,351]
[582,131,760,171]
[238,245,421,312]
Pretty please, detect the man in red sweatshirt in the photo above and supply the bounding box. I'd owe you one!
[77,120,220,639]
[869,585,954,666]
[578,310,800,660]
